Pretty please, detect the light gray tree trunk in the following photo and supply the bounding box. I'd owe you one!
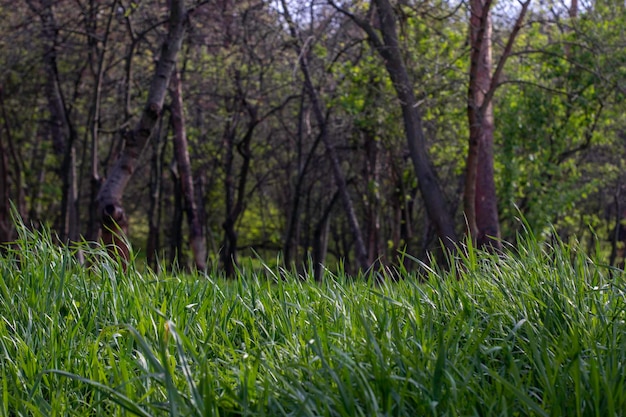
[97,0,187,264]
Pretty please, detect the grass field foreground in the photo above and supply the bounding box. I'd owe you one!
[1,227,626,416]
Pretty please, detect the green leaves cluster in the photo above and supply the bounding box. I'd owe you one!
[495,5,626,247]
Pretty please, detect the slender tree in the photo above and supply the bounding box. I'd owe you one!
[0,97,11,244]
[169,68,207,270]
[27,0,80,244]
[97,0,187,263]
[85,0,116,243]
[220,84,259,277]
[281,0,370,270]
[465,0,530,250]
[330,0,458,253]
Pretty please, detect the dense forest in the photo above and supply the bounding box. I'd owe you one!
[0,0,624,276]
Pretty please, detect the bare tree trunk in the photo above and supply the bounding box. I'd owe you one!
[466,0,500,249]
[313,191,339,281]
[169,69,207,270]
[86,0,115,243]
[97,0,187,264]
[283,91,324,267]
[221,110,256,277]
[281,0,370,271]
[0,114,11,244]
[29,0,79,243]
[465,0,530,250]
[221,118,237,277]
[331,0,458,253]
[169,160,184,267]
[65,147,80,243]
[570,0,578,18]
[365,133,382,264]
[195,168,212,258]
[283,92,306,266]
[28,128,46,225]
[147,117,167,270]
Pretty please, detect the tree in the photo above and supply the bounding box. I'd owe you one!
[97,0,187,264]
[0,89,11,244]
[169,68,207,270]
[85,0,116,243]
[330,0,458,253]
[281,0,370,270]
[465,0,530,250]
[27,0,81,245]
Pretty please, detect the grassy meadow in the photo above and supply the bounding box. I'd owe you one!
[1,226,626,416]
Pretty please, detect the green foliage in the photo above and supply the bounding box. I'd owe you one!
[2,225,626,415]
[495,6,626,247]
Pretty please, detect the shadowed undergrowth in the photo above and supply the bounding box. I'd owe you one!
[1,226,625,416]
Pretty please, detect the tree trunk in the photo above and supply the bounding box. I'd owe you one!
[465,0,500,250]
[146,117,167,270]
[97,0,187,264]
[64,146,80,243]
[281,0,370,271]
[465,0,530,250]
[28,132,46,225]
[283,92,306,266]
[313,191,339,281]
[0,116,11,244]
[336,0,458,253]
[284,91,324,267]
[169,160,184,267]
[365,133,382,264]
[86,0,115,243]
[30,0,79,244]
[169,69,207,270]
[221,113,256,277]
[377,0,458,252]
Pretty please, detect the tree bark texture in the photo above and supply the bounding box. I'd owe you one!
[97,0,187,263]
[169,160,184,266]
[465,0,500,250]
[283,92,306,266]
[169,69,207,270]
[332,0,459,253]
[465,0,530,250]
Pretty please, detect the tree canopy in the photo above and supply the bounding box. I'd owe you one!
[1,0,624,275]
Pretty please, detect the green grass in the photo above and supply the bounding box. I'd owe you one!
[1,226,626,416]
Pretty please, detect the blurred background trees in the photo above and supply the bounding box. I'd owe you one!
[0,0,624,275]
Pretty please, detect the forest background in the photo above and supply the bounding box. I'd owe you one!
[0,0,625,277]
